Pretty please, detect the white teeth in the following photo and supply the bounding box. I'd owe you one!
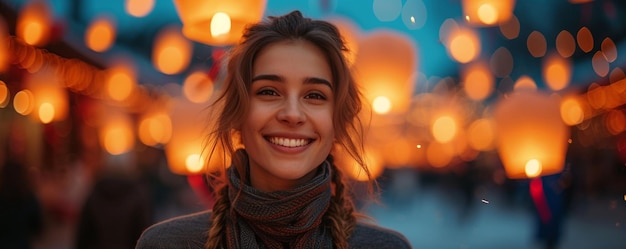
[269,137,310,147]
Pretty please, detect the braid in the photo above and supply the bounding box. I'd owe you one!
[325,159,357,249]
[205,183,230,249]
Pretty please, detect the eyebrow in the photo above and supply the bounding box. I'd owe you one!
[251,74,332,88]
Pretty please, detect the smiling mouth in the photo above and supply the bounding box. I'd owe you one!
[266,137,313,147]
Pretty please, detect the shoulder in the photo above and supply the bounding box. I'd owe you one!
[136,210,212,249]
[349,221,412,249]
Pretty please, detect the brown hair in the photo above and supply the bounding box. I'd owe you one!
[204,10,371,249]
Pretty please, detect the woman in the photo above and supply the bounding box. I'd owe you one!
[136,10,411,249]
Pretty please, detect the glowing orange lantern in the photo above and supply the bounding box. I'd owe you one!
[16,0,52,46]
[172,0,267,46]
[493,91,570,179]
[24,70,69,124]
[462,0,516,26]
[352,29,417,115]
[164,96,225,175]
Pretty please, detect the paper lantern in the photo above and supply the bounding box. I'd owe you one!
[164,96,226,175]
[493,91,570,179]
[462,0,516,26]
[352,29,417,115]
[172,0,267,46]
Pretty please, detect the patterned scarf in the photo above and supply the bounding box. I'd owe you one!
[224,150,333,249]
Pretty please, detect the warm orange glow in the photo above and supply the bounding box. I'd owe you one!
[0,20,8,73]
[543,54,572,91]
[513,76,537,92]
[447,28,480,63]
[125,0,155,17]
[560,96,584,126]
[106,64,136,102]
[556,30,576,58]
[462,61,494,101]
[183,71,214,103]
[498,14,519,39]
[13,90,34,115]
[24,70,69,123]
[527,31,547,58]
[165,97,222,175]
[467,118,495,151]
[337,147,384,181]
[462,0,516,26]
[185,154,206,174]
[0,81,8,108]
[601,38,617,63]
[577,27,594,53]
[592,51,609,77]
[85,17,116,52]
[100,112,135,155]
[372,96,392,114]
[426,142,454,168]
[493,91,570,179]
[352,30,417,114]
[525,159,542,178]
[38,102,54,124]
[432,115,457,143]
[172,0,267,46]
[605,110,626,135]
[139,112,173,146]
[16,1,51,46]
[210,12,231,39]
[490,47,513,78]
[153,26,192,75]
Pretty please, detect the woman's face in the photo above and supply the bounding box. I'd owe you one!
[240,39,334,192]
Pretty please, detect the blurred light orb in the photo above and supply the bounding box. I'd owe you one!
[373,0,402,22]
[432,115,457,143]
[527,31,547,58]
[210,12,231,38]
[577,27,594,53]
[125,0,155,17]
[185,154,205,174]
[85,17,116,52]
[556,30,576,58]
[525,159,542,178]
[560,97,584,126]
[372,96,392,114]
[38,102,54,124]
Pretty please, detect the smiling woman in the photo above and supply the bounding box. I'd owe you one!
[135,10,412,249]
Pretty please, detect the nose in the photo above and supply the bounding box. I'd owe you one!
[277,97,306,126]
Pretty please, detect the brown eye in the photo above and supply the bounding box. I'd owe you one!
[257,89,278,96]
[305,92,326,100]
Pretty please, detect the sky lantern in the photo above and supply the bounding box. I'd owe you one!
[172,0,267,46]
[493,90,570,179]
[164,95,225,175]
[16,0,52,47]
[462,0,516,26]
[153,25,192,75]
[352,29,417,115]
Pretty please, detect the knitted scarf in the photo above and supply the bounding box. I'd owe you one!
[224,150,333,249]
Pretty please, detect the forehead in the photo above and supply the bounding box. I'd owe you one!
[252,40,332,77]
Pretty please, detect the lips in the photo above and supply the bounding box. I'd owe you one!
[266,136,313,147]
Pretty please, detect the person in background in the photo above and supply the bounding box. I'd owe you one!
[136,10,411,249]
